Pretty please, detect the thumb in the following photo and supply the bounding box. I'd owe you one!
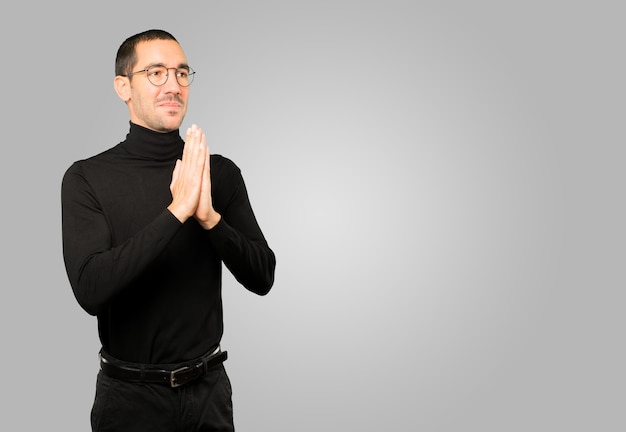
[170,159,181,189]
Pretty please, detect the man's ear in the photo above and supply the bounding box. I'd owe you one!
[114,76,131,102]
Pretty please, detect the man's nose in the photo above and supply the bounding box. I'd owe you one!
[163,70,182,92]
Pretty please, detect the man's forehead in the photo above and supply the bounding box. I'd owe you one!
[135,39,188,66]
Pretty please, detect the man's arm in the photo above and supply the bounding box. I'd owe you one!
[205,163,276,296]
[61,164,182,316]
[188,124,276,295]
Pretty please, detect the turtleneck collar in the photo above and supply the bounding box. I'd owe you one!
[120,122,184,161]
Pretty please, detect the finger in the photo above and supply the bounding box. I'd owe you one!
[170,159,181,188]
[202,133,210,176]
[194,128,206,169]
[184,125,201,152]
[183,126,193,157]
[180,127,193,173]
[183,125,204,174]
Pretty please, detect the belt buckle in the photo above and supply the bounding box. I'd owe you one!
[170,365,192,388]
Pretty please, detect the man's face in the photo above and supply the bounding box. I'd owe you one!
[126,39,190,132]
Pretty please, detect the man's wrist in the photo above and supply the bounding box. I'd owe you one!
[167,203,191,224]
[198,212,222,230]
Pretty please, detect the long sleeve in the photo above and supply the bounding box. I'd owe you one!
[207,163,276,295]
[61,162,183,316]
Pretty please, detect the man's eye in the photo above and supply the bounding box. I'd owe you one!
[177,70,189,78]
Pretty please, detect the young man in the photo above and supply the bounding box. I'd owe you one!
[61,29,276,431]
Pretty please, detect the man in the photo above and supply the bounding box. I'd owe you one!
[61,29,276,431]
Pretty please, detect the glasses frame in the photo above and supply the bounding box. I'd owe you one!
[125,65,196,87]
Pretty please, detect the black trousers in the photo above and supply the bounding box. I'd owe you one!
[91,364,235,431]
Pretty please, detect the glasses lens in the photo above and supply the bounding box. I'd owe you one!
[146,66,168,86]
[177,67,194,87]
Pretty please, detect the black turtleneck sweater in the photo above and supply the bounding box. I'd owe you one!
[61,123,275,364]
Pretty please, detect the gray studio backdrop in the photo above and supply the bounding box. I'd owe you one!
[1,1,623,431]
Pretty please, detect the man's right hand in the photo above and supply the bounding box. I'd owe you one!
[167,124,206,223]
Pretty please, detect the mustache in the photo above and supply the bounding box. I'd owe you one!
[156,95,184,105]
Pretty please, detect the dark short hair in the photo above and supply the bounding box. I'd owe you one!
[115,29,178,77]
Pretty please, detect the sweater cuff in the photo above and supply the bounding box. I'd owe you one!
[204,217,235,246]
[158,209,184,235]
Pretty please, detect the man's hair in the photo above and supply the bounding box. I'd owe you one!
[115,29,178,77]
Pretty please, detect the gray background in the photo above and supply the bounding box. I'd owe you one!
[1,1,624,430]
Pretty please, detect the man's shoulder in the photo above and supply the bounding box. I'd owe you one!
[211,154,240,173]
[69,143,123,166]
[62,145,123,182]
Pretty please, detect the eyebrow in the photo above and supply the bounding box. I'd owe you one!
[144,62,190,70]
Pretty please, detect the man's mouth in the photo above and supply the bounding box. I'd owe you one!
[156,96,184,109]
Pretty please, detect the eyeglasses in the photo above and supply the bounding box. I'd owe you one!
[125,65,195,87]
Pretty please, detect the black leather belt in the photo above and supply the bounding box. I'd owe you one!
[100,349,228,388]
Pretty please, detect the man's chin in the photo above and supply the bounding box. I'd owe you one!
[131,113,185,133]
[158,115,185,132]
